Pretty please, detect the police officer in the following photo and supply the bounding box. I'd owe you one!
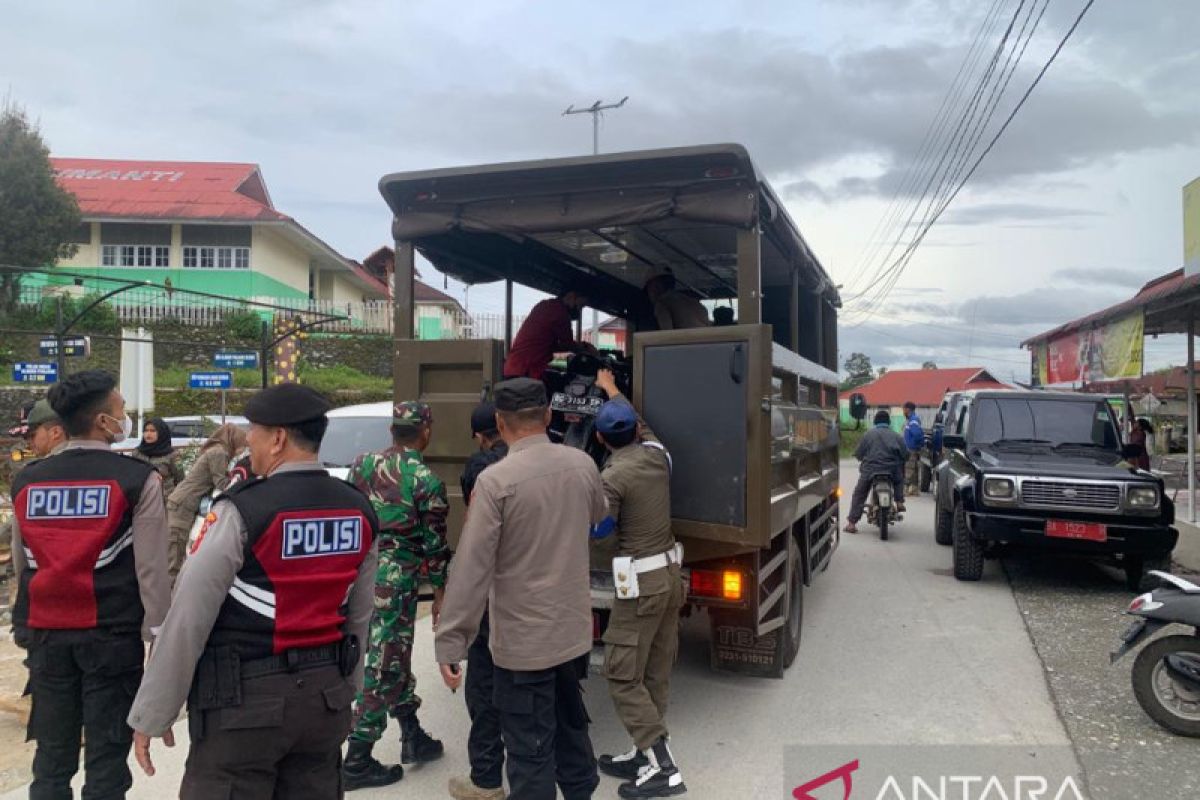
[437,378,608,800]
[449,401,508,800]
[592,370,686,798]
[127,383,379,799]
[1,401,68,558]
[343,400,450,790]
[10,370,170,800]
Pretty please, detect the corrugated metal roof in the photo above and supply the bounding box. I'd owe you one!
[1022,268,1200,345]
[52,158,290,222]
[839,367,1009,407]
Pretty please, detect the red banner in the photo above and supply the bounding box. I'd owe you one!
[1045,331,1080,384]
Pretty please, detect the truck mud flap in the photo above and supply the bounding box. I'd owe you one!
[709,607,787,678]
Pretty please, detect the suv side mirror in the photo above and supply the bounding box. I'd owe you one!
[943,433,966,450]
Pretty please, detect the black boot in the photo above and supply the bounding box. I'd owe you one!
[400,712,444,764]
[343,740,403,791]
[618,737,686,798]
[599,745,650,780]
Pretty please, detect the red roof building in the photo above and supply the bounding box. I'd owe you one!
[840,367,1010,408]
[45,158,387,303]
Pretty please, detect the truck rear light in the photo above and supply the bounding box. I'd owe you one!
[690,569,744,601]
[722,570,743,601]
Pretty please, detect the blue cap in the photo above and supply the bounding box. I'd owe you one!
[596,400,638,435]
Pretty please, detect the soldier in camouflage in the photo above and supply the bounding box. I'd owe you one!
[343,401,451,791]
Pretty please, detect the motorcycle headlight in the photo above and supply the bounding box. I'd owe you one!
[983,477,1015,500]
[1126,485,1159,509]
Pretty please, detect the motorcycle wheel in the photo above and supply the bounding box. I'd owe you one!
[879,512,889,541]
[1131,635,1200,737]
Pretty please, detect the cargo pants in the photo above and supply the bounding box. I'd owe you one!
[602,564,684,750]
[25,630,144,800]
[350,554,421,742]
[466,609,505,790]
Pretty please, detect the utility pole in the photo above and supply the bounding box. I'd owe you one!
[563,96,628,347]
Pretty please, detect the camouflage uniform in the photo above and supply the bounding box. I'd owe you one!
[349,402,449,744]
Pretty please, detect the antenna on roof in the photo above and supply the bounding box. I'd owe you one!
[562,96,629,155]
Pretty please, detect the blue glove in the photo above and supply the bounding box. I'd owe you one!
[590,516,616,539]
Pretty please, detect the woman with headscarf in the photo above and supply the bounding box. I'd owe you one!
[130,417,184,497]
[165,423,248,579]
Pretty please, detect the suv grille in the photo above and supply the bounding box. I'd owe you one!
[1020,480,1120,511]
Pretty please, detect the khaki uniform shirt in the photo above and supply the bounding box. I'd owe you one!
[654,289,710,330]
[127,461,379,737]
[594,394,676,596]
[167,446,233,532]
[435,434,607,671]
[0,441,68,550]
[10,440,170,642]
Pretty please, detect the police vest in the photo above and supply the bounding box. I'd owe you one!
[12,448,154,632]
[207,470,377,661]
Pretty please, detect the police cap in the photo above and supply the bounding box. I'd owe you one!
[393,400,432,428]
[596,400,638,435]
[26,400,61,430]
[470,402,498,435]
[494,378,546,412]
[244,383,331,426]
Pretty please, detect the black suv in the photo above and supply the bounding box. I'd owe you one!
[933,390,1177,590]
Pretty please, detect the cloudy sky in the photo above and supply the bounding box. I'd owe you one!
[4,0,1197,381]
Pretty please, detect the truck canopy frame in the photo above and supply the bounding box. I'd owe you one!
[379,144,841,352]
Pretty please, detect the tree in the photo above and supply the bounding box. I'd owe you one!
[922,360,938,370]
[842,352,874,390]
[0,99,81,311]
[878,366,888,377]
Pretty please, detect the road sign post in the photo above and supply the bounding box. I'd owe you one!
[12,363,59,384]
[214,351,259,369]
[39,336,91,358]
[189,371,234,390]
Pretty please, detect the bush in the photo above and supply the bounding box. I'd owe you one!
[223,309,266,343]
[297,362,390,395]
[9,292,120,334]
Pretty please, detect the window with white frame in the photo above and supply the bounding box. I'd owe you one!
[182,246,250,270]
[102,244,170,268]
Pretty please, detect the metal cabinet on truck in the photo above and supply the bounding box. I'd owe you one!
[379,144,842,677]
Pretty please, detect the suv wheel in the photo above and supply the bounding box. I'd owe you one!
[1124,553,1173,592]
[952,502,985,581]
[934,495,953,546]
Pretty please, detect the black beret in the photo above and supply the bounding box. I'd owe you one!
[244,383,331,426]
[470,402,499,434]
[494,378,546,412]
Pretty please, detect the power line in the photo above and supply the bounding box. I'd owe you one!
[846,0,1095,324]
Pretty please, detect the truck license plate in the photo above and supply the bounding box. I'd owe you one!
[550,393,603,415]
[1045,519,1107,542]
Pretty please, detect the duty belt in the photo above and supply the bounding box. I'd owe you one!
[631,542,683,575]
[241,643,341,679]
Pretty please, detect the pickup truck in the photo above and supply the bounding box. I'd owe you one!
[934,390,1177,590]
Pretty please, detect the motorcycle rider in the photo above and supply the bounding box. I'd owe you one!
[844,409,907,534]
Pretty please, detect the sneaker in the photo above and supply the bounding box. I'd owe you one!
[448,775,506,799]
[843,522,858,534]
[599,746,650,781]
[618,738,687,798]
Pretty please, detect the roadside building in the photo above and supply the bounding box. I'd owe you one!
[582,316,628,351]
[33,158,388,309]
[360,246,470,339]
[839,367,1010,429]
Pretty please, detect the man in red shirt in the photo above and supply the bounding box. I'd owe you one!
[503,291,595,380]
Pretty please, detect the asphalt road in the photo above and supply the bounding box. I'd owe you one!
[15,460,1200,799]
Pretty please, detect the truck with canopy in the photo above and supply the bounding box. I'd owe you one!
[379,144,841,676]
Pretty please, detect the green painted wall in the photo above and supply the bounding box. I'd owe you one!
[30,266,308,301]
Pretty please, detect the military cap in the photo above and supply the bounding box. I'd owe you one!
[494,378,547,412]
[596,399,638,435]
[470,402,498,435]
[243,383,331,426]
[393,400,433,427]
[26,400,61,430]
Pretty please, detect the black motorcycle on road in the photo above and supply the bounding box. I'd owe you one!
[864,472,900,541]
[1111,570,1200,737]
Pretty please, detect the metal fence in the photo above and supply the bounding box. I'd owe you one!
[14,283,523,340]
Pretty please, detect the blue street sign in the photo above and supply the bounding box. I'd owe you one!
[13,363,59,384]
[189,371,233,390]
[214,351,259,369]
[38,337,91,357]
